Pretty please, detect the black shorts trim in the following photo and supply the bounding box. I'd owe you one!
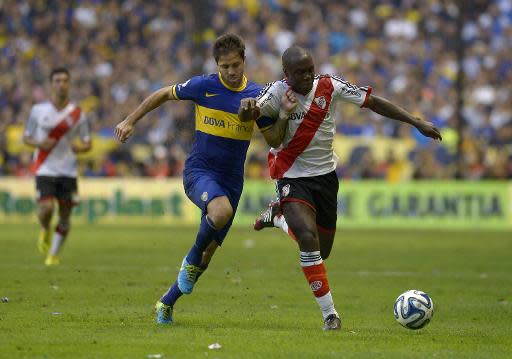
[280,197,316,212]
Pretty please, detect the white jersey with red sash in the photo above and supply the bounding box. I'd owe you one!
[24,102,90,177]
[256,75,372,179]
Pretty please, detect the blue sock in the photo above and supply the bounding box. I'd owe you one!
[160,282,182,306]
[185,215,217,265]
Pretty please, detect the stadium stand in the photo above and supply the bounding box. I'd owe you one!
[0,0,510,179]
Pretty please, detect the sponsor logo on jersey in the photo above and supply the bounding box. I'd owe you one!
[289,112,307,121]
[204,116,226,128]
[201,192,208,201]
[282,184,290,197]
[310,280,323,291]
[205,92,219,97]
[314,96,327,109]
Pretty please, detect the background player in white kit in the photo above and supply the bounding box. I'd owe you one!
[23,67,92,266]
[239,46,441,330]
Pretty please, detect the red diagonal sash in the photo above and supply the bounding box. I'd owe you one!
[30,106,82,174]
[268,76,334,179]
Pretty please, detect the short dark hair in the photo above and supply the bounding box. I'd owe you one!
[49,67,70,81]
[212,33,245,63]
[282,46,310,71]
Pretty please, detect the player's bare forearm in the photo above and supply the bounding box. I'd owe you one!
[126,86,176,125]
[262,110,289,148]
[365,95,419,126]
[23,136,56,150]
[115,86,176,143]
[365,95,442,140]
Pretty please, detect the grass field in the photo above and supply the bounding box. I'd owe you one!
[1,224,511,359]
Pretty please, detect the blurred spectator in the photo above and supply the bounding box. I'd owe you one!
[0,0,510,180]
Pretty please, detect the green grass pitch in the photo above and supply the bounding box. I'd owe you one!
[1,224,511,358]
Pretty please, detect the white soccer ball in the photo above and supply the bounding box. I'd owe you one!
[394,289,434,329]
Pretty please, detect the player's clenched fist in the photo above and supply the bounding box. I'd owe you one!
[114,119,135,143]
[239,98,260,122]
[281,89,298,113]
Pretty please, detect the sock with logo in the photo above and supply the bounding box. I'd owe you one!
[185,215,218,266]
[300,251,337,319]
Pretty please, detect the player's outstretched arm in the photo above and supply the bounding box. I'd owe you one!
[115,86,177,143]
[365,95,442,141]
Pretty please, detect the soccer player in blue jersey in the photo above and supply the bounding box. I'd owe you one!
[114,34,271,324]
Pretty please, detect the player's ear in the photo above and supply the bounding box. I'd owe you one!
[283,67,289,80]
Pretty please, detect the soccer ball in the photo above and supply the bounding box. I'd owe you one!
[394,289,434,329]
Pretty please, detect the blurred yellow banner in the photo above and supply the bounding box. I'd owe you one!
[0,178,511,229]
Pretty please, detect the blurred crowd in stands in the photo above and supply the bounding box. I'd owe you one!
[1,0,511,180]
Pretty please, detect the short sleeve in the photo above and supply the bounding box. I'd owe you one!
[331,75,372,108]
[24,106,38,137]
[173,75,205,101]
[255,82,284,132]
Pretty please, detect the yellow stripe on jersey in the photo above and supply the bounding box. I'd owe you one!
[195,104,255,141]
[171,85,178,99]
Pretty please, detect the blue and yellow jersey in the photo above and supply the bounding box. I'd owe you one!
[172,73,269,179]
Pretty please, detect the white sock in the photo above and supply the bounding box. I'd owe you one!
[49,232,65,256]
[273,214,289,235]
[316,292,338,320]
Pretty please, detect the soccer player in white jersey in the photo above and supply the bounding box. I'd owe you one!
[23,67,92,266]
[239,46,441,330]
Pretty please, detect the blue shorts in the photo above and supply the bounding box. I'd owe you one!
[183,168,243,245]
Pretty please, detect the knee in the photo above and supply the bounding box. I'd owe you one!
[297,230,318,249]
[38,202,54,217]
[208,203,233,229]
[209,211,232,229]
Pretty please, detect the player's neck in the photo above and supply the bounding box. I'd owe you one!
[51,97,69,110]
[219,72,247,91]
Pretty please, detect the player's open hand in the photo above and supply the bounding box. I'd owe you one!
[115,119,135,143]
[281,89,298,114]
[239,98,260,122]
[415,119,442,141]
